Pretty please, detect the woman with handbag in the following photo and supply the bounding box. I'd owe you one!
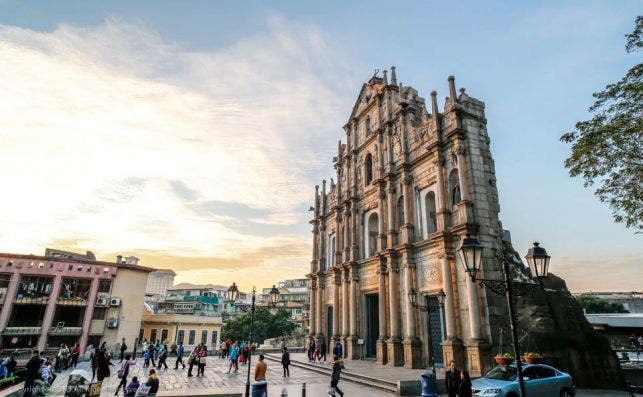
[187,347,199,377]
[115,354,137,395]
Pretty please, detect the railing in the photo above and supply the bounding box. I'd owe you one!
[14,296,49,304]
[57,298,88,306]
[2,326,42,335]
[0,349,33,360]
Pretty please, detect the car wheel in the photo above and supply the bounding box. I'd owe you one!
[506,393,519,397]
[560,388,573,397]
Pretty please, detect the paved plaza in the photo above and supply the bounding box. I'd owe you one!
[33,355,629,397]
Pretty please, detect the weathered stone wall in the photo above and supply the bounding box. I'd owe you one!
[514,275,624,388]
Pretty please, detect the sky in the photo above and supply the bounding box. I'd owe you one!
[0,1,641,293]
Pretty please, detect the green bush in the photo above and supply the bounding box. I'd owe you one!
[0,376,17,388]
[13,368,26,379]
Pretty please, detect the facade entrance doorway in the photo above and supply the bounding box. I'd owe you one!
[365,294,379,357]
[426,295,444,365]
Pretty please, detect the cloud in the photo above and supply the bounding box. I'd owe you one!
[0,15,357,288]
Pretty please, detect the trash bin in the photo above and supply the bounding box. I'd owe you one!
[421,372,437,397]
[251,381,268,397]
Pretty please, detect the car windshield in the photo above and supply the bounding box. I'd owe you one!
[484,366,517,381]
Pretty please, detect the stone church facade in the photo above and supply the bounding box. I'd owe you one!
[308,68,507,375]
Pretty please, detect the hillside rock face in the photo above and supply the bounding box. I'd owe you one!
[513,275,623,389]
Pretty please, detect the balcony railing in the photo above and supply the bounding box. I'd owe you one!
[56,298,88,306]
[14,296,49,305]
[2,327,42,335]
[49,326,83,336]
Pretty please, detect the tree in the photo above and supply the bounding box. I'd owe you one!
[560,16,643,231]
[577,296,628,314]
[220,308,298,344]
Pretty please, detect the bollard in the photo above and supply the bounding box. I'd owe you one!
[281,387,288,397]
[421,372,438,397]
[302,382,306,397]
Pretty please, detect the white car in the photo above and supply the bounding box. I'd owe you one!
[472,363,575,397]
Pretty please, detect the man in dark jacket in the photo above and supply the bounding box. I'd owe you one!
[120,338,128,361]
[174,342,185,370]
[332,341,343,358]
[157,344,168,370]
[329,355,345,397]
[445,360,461,397]
[23,350,41,397]
[281,347,290,377]
[145,369,160,396]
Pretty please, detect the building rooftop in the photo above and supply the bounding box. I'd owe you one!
[0,252,157,273]
[168,282,229,291]
[152,268,177,275]
[585,313,643,328]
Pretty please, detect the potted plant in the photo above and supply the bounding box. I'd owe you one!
[522,352,543,364]
[494,353,515,366]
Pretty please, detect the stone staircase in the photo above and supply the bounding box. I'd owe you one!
[262,353,399,394]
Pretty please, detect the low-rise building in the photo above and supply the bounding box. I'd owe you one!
[575,291,643,314]
[0,251,154,355]
[259,278,309,331]
[585,313,643,348]
[145,269,176,300]
[140,312,223,351]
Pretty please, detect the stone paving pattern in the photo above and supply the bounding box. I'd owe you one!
[42,355,629,396]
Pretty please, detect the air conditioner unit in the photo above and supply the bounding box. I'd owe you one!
[96,297,109,307]
[106,319,119,328]
[110,298,121,307]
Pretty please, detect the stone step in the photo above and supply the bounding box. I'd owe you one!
[262,353,398,394]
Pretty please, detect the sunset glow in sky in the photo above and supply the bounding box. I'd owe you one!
[0,1,641,292]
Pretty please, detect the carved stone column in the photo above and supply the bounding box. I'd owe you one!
[341,268,349,358]
[376,260,388,365]
[309,280,316,336]
[316,281,323,337]
[332,271,340,344]
[377,186,387,252]
[440,256,463,367]
[386,184,397,248]
[400,175,414,243]
[434,156,450,231]
[403,261,423,368]
[347,264,360,359]
[455,145,470,202]
[387,259,403,366]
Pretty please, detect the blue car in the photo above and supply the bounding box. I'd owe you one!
[472,363,575,397]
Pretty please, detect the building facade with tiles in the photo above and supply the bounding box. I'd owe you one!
[0,252,153,355]
[308,68,507,375]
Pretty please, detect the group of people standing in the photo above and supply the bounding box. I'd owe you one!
[445,360,473,397]
[306,336,328,363]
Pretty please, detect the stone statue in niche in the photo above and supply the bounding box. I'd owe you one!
[393,133,402,160]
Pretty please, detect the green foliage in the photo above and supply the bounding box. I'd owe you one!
[13,368,26,380]
[0,376,16,388]
[221,308,297,344]
[577,296,629,314]
[560,16,643,231]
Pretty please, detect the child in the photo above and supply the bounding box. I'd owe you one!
[124,375,140,397]
[143,350,150,368]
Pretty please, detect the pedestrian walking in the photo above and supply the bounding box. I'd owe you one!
[197,345,207,376]
[187,347,199,377]
[90,349,98,381]
[307,337,314,363]
[147,342,156,367]
[174,342,185,369]
[281,347,290,377]
[333,341,343,358]
[445,360,461,397]
[320,339,327,362]
[458,370,473,397]
[157,344,168,370]
[328,355,345,397]
[120,338,128,362]
[115,354,136,395]
[70,343,81,368]
[143,350,150,368]
[96,348,112,382]
[314,340,320,363]
[254,354,267,381]
[22,349,41,397]
[227,343,239,374]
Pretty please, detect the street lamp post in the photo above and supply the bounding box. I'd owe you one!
[227,283,280,397]
[457,234,551,397]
